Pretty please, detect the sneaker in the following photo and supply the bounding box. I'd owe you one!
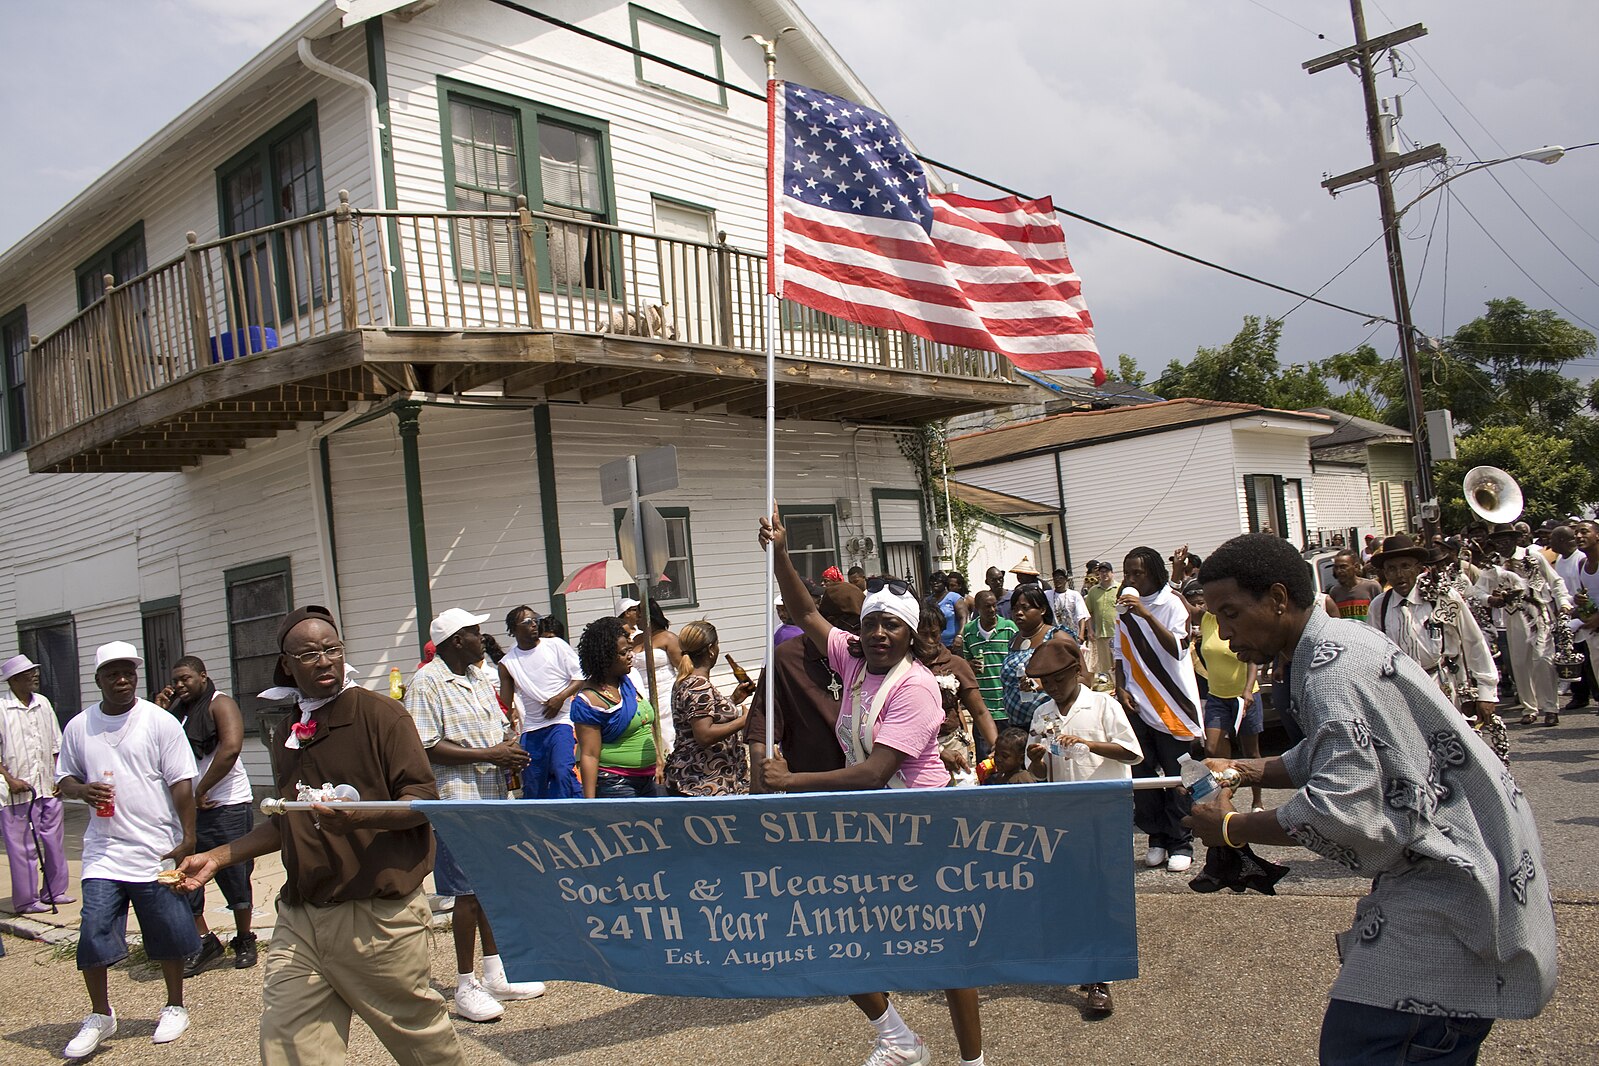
[64,1012,116,1059]
[863,1036,931,1066]
[483,975,546,1001]
[1166,853,1193,873]
[152,1005,190,1045]
[453,979,505,1022]
[1143,846,1168,867]
[231,933,258,969]
[183,932,225,978]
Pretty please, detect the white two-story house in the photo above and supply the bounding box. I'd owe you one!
[0,0,1028,784]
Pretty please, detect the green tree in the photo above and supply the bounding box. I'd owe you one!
[1434,425,1594,529]
[1103,353,1147,388]
[1156,315,1334,410]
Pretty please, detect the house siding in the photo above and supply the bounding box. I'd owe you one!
[1230,425,1321,549]
[1312,463,1375,542]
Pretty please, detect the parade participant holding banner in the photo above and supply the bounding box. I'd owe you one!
[572,616,661,799]
[1189,535,1557,1065]
[1115,546,1203,874]
[759,509,986,1066]
[174,605,468,1066]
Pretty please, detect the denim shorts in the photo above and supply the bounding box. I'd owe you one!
[78,877,202,970]
[596,770,660,799]
[1203,692,1264,737]
[432,831,474,897]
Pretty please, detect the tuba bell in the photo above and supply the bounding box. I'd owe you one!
[1463,465,1524,524]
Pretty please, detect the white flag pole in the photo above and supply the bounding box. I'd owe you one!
[749,30,791,761]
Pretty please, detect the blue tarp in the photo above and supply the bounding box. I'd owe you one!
[422,781,1138,998]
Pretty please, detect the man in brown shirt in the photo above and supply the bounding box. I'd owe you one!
[747,582,861,792]
[175,606,464,1066]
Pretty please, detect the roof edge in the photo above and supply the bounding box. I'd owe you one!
[0,1,343,275]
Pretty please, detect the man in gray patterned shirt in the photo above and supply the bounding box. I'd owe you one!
[1187,533,1556,1065]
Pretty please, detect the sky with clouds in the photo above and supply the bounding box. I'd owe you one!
[2,0,1595,380]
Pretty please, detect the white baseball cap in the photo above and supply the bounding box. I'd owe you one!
[0,654,39,681]
[616,597,640,617]
[94,641,144,670]
[429,608,490,647]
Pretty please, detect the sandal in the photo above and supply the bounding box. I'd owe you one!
[1519,713,1539,725]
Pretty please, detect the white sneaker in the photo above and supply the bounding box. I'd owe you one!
[152,1005,190,1044]
[483,975,546,1001]
[1166,853,1194,873]
[64,1012,117,1058]
[863,1036,931,1066]
[1144,846,1168,867]
[453,979,506,1022]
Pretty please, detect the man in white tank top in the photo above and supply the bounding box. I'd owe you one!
[159,657,255,974]
[499,607,585,798]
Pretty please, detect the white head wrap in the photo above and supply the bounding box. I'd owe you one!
[860,586,921,629]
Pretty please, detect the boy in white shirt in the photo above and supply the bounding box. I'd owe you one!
[1022,634,1140,1017]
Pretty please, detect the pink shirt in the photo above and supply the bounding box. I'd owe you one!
[826,629,947,789]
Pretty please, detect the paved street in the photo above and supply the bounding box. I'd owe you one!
[3,714,1597,1064]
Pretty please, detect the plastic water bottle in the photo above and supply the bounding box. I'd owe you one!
[1177,753,1220,802]
[96,769,116,817]
[1067,741,1093,765]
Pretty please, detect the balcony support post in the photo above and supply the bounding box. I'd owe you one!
[395,400,433,655]
[335,190,360,329]
[183,232,210,374]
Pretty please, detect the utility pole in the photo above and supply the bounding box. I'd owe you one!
[1306,0,1445,534]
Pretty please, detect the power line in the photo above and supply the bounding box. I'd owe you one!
[491,0,1398,327]
[1240,0,1327,39]
[1442,187,1599,333]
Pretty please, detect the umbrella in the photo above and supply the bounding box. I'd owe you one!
[553,559,635,596]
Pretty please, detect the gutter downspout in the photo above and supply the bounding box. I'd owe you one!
[297,37,393,313]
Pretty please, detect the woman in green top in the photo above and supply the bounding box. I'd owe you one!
[571,615,660,798]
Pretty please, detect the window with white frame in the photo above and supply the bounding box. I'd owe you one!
[614,507,697,607]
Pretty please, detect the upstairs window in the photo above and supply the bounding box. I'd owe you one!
[1,306,26,451]
[629,5,726,107]
[75,224,147,311]
[218,105,326,322]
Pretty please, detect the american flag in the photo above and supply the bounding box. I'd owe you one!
[769,82,1102,380]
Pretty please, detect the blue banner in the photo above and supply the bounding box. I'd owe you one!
[421,781,1137,998]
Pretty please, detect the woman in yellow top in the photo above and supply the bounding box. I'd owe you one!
[1190,584,1263,809]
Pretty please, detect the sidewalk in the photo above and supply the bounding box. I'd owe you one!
[1,800,449,947]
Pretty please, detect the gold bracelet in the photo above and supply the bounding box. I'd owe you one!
[1222,810,1243,848]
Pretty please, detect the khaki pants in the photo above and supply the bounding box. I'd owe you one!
[1085,635,1113,681]
[261,889,464,1066]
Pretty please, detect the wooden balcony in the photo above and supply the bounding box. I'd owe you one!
[24,193,1029,473]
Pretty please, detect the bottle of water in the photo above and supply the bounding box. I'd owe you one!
[1177,753,1219,802]
[1067,741,1093,765]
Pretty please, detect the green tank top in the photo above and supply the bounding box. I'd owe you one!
[589,688,658,770]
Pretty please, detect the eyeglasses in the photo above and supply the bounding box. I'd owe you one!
[865,576,915,597]
[286,644,345,666]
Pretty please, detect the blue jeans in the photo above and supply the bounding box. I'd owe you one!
[1320,999,1494,1065]
[78,877,201,970]
[596,770,659,798]
[520,724,581,799]
[189,801,254,915]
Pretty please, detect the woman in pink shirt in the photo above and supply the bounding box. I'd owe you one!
[760,510,985,1066]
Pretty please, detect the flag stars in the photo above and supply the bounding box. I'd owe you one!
[808,152,820,163]
[805,178,818,188]
[793,136,805,148]
[821,165,835,178]
[851,197,863,208]
[819,193,832,204]
[809,124,821,136]
[823,139,837,151]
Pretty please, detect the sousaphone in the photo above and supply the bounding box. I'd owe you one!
[1463,465,1524,525]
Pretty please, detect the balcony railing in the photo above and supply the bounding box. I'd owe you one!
[25,191,1012,444]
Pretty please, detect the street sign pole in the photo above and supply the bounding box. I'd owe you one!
[625,455,666,781]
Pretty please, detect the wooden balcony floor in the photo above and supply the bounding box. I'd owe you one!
[27,328,1029,473]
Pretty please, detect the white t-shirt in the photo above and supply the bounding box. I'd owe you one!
[1048,588,1089,630]
[192,691,252,807]
[1027,685,1143,782]
[1553,550,1587,599]
[56,700,197,881]
[502,638,583,732]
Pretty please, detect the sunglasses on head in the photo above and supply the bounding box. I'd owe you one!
[865,576,915,597]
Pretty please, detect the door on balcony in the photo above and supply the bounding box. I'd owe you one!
[651,199,716,345]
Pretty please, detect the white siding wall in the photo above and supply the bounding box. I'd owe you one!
[0,28,378,346]
[957,422,1246,569]
[1230,425,1322,549]
[0,430,335,792]
[1312,463,1375,544]
[966,521,1044,587]
[382,0,800,261]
